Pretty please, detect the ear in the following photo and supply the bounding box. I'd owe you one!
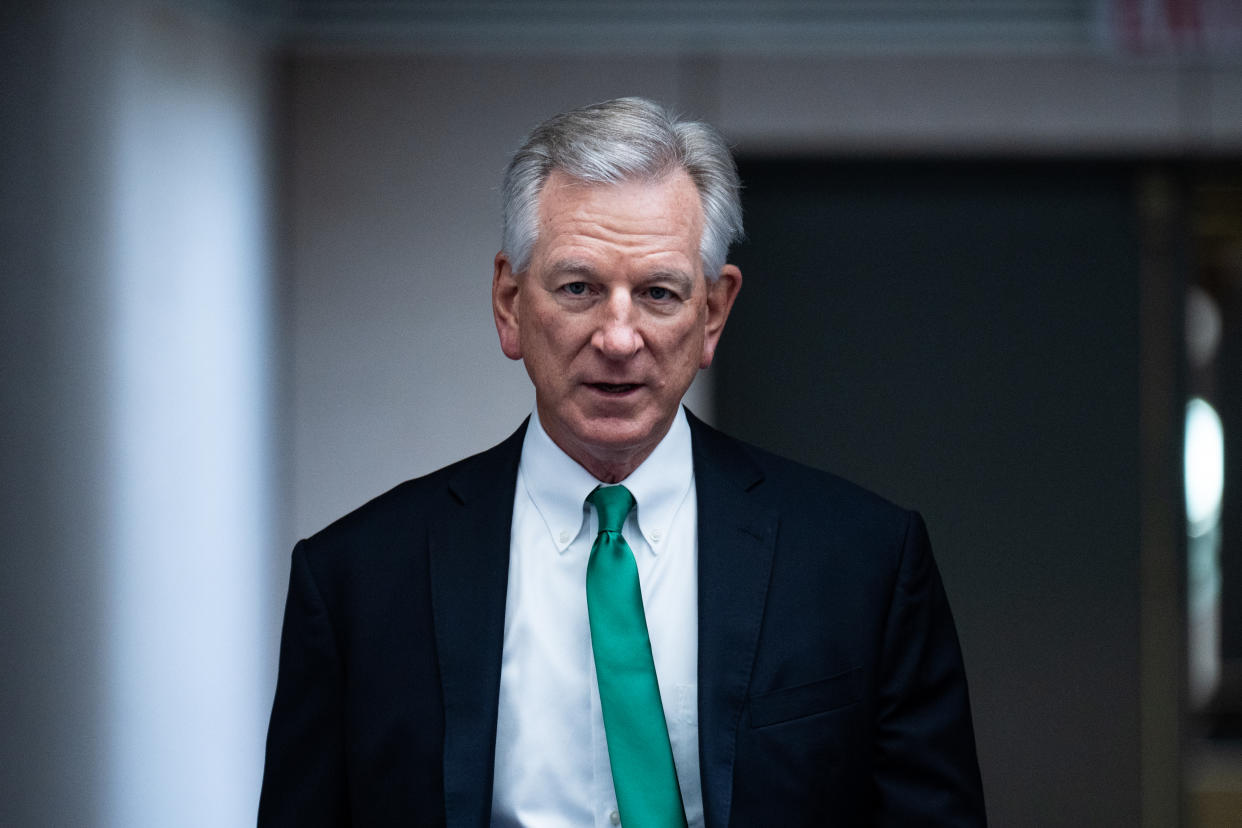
[492,251,524,361]
[700,264,742,369]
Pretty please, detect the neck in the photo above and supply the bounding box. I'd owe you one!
[577,455,647,484]
[536,411,675,484]
[557,438,654,484]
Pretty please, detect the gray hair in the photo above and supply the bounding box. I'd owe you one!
[501,97,743,280]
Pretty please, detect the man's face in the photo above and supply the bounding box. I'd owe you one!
[493,169,741,479]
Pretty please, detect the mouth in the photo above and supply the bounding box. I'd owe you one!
[587,382,641,394]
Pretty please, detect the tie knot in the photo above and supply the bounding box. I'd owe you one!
[587,485,635,534]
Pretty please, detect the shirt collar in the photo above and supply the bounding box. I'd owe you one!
[518,407,694,556]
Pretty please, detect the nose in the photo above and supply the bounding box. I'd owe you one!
[591,288,643,359]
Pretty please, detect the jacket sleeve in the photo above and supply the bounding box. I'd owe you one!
[873,512,987,826]
[258,540,350,826]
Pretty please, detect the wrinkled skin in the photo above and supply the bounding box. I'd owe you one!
[493,169,742,482]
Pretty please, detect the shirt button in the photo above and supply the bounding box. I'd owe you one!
[609,810,621,825]
[558,530,570,544]
[651,531,662,543]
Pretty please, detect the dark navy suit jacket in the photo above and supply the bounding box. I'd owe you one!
[258,411,986,826]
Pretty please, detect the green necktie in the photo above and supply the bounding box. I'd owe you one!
[586,485,687,828]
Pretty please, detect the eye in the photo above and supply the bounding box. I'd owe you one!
[647,286,672,301]
[562,281,588,296]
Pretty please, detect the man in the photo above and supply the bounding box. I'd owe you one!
[259,97,986,827]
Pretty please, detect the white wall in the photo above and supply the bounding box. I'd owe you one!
[1,2,276,824]
[105,8,275,826]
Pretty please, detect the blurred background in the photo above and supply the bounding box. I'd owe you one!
[4,0,1242,825]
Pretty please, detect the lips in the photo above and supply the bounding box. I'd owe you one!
[587,382,641,394]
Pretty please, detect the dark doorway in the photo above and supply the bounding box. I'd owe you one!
[715,159,1146,827]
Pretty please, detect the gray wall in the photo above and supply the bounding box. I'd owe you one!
[284,54,702,539]
[285,51,1242,540]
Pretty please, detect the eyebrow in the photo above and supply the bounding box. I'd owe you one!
[547,259,598,279]
[547,259,696,292]
[648,270,695,291]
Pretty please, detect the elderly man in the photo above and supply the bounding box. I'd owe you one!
[259,97,986,827]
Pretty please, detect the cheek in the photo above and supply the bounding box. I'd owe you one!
[521,319,578,370]
[666,324,706,362]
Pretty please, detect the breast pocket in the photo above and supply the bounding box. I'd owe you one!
[747,667,863,728]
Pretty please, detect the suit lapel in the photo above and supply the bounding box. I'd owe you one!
[689,413,778,828]
[428,422,526,828]
[425,414,774,828]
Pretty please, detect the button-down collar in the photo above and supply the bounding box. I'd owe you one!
[519,407,694,556]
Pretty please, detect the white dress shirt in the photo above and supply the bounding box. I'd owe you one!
[490,407,703,828]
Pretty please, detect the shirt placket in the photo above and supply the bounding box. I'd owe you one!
[589,627,621,827]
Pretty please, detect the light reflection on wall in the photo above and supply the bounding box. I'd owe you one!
[1186,395,1225,707]
[1186,272,1230,710]
[103,8,273,827]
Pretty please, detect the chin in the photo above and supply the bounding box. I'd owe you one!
[573,416,660,455]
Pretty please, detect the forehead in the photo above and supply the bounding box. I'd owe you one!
[534,169,704,260]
